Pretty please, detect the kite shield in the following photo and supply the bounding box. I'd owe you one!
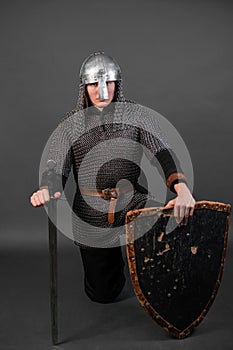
[125,201,231,339]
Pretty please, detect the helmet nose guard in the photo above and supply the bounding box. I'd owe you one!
[79,52,121,101]
[97,70,109,100]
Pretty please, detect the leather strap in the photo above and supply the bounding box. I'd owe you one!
[108,197,117,224]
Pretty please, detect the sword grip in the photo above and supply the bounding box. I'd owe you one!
[46,160,57,198]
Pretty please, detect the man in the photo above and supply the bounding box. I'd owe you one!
[30,52,195,303]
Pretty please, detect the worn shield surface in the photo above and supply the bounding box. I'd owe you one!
[126,201,231,338]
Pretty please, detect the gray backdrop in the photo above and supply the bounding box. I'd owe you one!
[0,0,232,349]
[1,0,232,235]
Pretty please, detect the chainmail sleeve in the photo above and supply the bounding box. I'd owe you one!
[138,107,187,193]
[40,114,73,193]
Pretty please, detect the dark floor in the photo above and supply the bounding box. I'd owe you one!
[1,227,233,350]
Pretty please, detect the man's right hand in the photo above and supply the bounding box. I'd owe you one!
[30,188,61,207]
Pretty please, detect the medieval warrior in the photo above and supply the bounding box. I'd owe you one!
[30,52,195,303]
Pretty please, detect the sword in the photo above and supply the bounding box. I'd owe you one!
[47,160,58,345]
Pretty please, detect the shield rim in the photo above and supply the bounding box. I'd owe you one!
[125,200,231,339]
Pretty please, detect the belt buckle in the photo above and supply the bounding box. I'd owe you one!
[102,188,118,200]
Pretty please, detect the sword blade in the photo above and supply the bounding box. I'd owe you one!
[48,198,58,345]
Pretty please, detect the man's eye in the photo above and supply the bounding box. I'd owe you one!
[89,82,98,87]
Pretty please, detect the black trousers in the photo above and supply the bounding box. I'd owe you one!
[79,246,126,303]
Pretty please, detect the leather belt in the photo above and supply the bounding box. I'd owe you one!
[80,185,134,224]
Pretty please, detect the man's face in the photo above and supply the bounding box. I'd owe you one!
[86,81,115,110]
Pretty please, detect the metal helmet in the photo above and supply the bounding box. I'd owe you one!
[79,52,121,100]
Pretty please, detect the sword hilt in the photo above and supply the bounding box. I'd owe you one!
[46,160,57,198]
